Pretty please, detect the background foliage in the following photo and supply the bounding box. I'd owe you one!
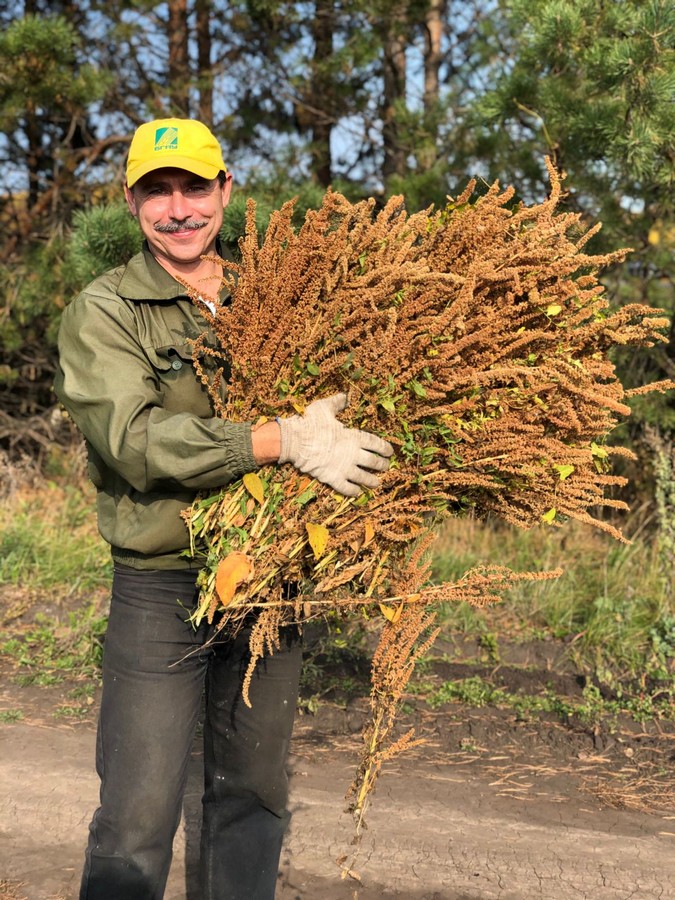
[0,0,673,485]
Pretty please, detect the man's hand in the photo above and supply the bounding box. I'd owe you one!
[278,393,394,497]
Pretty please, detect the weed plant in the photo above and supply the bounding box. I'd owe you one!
[177,170,672,843]
[417,675,672,726]
[2,608,107,683]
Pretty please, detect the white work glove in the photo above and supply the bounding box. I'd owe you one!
[278,393,394,497]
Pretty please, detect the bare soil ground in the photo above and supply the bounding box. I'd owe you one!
[1,602,674,900]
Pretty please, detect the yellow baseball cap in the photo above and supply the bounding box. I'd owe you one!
[126,118,227,187]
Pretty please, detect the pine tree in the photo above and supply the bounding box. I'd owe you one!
[459,0,674,433]
[467,0,674,291]
[0,13,109,237]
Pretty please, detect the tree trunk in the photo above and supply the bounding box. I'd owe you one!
[310,0,334,186]
[196,0,213,126]
[423,0,446,112]
[381,3,408,184]
[168,0,190,116]
[24,106,42,210]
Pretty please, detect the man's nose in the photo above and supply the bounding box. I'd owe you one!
[167,190,191,220]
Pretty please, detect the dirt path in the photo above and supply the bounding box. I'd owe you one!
[2,691,674,900]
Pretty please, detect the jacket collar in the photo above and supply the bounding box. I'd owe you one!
[116,240,235,302]
[116,243,187,301]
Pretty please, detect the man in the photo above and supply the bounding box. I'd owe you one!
[54,117,393,900]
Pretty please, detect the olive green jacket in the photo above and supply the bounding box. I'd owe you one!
[54,245,255,570]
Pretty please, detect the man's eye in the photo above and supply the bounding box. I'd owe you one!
[187,184,211,194]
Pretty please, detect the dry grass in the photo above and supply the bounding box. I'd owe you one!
[583,766,675,815]
[0,883,27,900]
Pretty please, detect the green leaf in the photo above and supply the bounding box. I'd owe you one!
[306,361,320,376]
[553,464,575,480]
[295,488,317,507]
[408,380,428,398]
[542,508,557,524]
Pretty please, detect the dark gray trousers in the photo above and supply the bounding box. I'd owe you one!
[80,564,302,900]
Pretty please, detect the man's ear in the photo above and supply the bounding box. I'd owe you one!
[220,172,233,208]
[124,183,138,217]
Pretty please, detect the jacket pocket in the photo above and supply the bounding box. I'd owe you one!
[146,341,218,417]
[146,340,194,373]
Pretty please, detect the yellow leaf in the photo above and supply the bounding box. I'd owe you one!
[546,303,562,316]
[215,552,254,606]
[243,472,265,504]
[553,464,575,481]
[363,520,375,547]
[379,602,403,623]
[541,508,557,524]
[306,522,330,559]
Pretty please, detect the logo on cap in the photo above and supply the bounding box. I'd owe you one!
[154,127,179,152]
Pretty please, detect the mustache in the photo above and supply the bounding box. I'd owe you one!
[155,220,208,233]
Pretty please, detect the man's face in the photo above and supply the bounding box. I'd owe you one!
[124,167,232,271]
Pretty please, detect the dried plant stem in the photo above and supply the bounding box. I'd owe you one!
[179,163,673,835]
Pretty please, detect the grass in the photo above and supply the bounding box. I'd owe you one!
[0,473,110,692]
[1,467,673,724]
[431,513,675,687]
[408,674,673,726]
[0,480,111,596]
[2,608,107,684]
